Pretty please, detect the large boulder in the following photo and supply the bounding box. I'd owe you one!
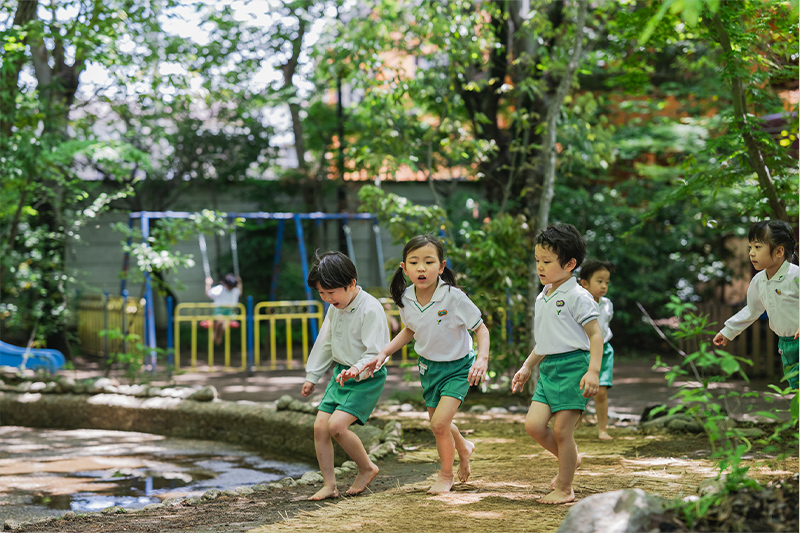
[557,489,667,533]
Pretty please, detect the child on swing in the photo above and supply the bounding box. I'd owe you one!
[205,273,242,345]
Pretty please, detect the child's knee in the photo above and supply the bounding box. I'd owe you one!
[596,387,608,401]
[525,419,548,441]
[429,417,452,437]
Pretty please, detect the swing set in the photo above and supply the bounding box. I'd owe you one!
[121,211,388,372]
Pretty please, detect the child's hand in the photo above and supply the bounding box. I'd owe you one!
[362,355,387,375]
[336,365,361,386]
[468,357,488,386]
[511,366,531,393]
[795,329,799,340]
[580,370,599,398]
[301,381,315,397]
[712,333,729,346]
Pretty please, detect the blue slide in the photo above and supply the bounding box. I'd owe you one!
[0,340,66,373]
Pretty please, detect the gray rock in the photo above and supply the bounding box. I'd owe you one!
[352,425,382,450]
[399,403,414,412]
[298,471,324,485]
[334,466,351,476]
[469,404,488,413]
[29,381,47,392]
[184,496,202,505]
[234,486,254,495]
[251,483,272,492]
[369,441,396,459]
[42,382,57,393]
[487,406,509,414]
[146,386,162,397]
[162,497,184,507]
[188,386,218,402]
[221,490,238,497]
[557,489,666,533]
[201,489,222,501]
[92,377,119,393]
[277,476,298,487]
[3,519,20,531]
[142,503,164,511]
[62,511,76,520]
[276,395,294,410]
[100,506,125,515]
[341,461,358,470]
[380,421,402,443]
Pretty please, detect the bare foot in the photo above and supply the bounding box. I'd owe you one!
[457,440,475,483]
[538,488,575,504]
[598,430,613,440]
[550,453,582,489]
[427,474,455,494]
[308,485,339,501]
[346,463,379,496]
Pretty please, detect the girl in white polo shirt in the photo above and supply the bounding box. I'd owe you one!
[713,220,799,389]
[340,235,490,494]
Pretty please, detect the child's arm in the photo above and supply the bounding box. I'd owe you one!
[304,311,333,386]
[301,381,315,397]
[468,322,490,386]
[580,319,603,398]
[236,276,243,292]
[205,277,214,299]
[511,348,546,393]
[336,326,415,385]
[714,279,765,346]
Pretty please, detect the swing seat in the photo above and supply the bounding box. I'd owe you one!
[199,319,239,328]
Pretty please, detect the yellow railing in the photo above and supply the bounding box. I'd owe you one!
[174,302,247,370]
[77,294,145,356]
[253,300,324,370]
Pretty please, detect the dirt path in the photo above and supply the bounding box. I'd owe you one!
[12,409,797,533]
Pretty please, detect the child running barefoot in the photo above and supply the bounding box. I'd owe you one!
[511,224,603,504]
[579,260,616,440]
[713,220,799,389]
[301,252,390,500]
[340,235,490,494]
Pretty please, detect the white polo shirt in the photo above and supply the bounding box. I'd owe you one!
[398,279,483,362]
[305,287,390,384]
[534,277,599,356]
[598,296,614,343]
[721,260,799,339]
[208,285,240,306]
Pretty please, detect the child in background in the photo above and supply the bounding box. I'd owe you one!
[512,223,602,504]
[579,260,615,440]
[341,235,490,494]
[301,251,390,500]
[205,273,242,345]
[713,220,799,389]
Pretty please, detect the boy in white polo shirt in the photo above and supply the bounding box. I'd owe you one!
[512,223,603,505]
[301,251,390,501]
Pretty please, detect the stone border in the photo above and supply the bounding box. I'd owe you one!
[0,376,403,532]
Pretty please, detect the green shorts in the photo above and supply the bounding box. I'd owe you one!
[532,349,590,413]
[778,336,798,389]
[598,343,614,388]
[419,353,475,408]
[317,363,387,425]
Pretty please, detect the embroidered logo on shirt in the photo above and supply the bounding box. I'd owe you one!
[556,300,565,315]
[776,289,781,295]
[436,309,447,325]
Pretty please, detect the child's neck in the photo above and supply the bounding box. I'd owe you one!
[546,276,572,296]
[765,259,786,280]
[415,279,438,306]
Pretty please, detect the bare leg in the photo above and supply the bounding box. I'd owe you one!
[326,411,379,496]
[540,410,581,504]
[309,412,339,500]
[595,387,612,440]
[426,397,464,493]
[525,403,581,493]
[213,321,224,345]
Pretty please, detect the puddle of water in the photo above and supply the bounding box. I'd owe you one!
[0,427,314,521]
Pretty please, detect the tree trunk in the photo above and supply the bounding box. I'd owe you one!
[711,13,788,222]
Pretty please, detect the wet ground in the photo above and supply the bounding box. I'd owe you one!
[0,427,313,525]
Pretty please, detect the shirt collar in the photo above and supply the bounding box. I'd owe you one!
[342,286,364,313]
[403,277,449,304]
[547,276,578,296]
[769,260,792,282]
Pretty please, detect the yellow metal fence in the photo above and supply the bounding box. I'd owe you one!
[174,302,247,370]
[77,294,145,357]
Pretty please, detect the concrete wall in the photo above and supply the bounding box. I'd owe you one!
[65,180,482,329]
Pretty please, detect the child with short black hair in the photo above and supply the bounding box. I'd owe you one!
[302,251,390,500]
[579,259,615,440]
[713,220,799,389]
[340,235,490,494]
[512,223,603,504]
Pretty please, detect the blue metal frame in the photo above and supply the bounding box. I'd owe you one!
[121,211,382,371]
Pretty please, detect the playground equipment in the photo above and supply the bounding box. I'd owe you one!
[0,340,66,373]
[122,211,387,371]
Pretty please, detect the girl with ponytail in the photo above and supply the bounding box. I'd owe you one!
[339,234,490,494]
